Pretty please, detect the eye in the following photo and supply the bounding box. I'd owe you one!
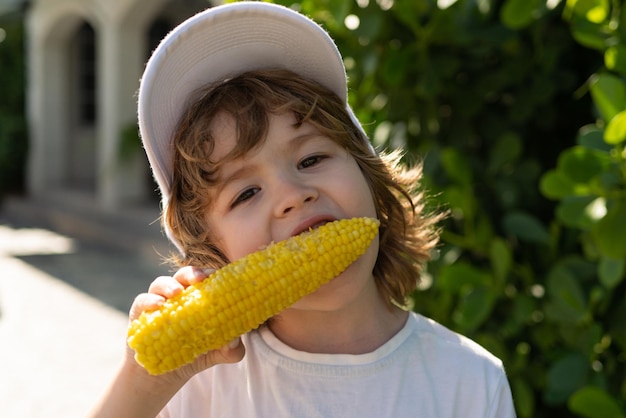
[231,187,259,208]
[298,154,327,169]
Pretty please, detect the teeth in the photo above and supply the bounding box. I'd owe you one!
[308,221,329,232]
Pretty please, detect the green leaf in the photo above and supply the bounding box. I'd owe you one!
[598,257,625,289]
[489,237,511,284]
[577,124,612,152]
[568,386,626,418]
[592,198,626,259]
[566,0,610,23]
[545,264,588,324]
[474,212,495,253]
[559,323,603,355]
[328,0,352,24]
[589,73,626,122]
[597,170,623,192]
[353,6,384,40]
[453,285,496,332]
[513,377,535,418]
[500,0,544,29]
[381,47,413,86]
[540,170,577,199]
[441,147,473,186]
[442,185,476,221]
[545,352,589,404]
[560,256,598,280]
[436,262,492,291]
[583,197,607,222]
[555,196,600,229]
[605,45,626,76]
[512,295,537,324]
[559,146,610,183]
[548,268,587,313]
[503,211,550,245]
[604,110,626,144]
[390,0,431,33]
[540,145,612,201]
[569,17,608,50]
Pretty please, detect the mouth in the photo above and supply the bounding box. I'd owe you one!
[291,216,337,237]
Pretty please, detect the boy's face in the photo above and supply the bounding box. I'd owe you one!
[205,111,379,310]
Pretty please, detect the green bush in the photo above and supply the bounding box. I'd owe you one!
[270,0,624,416]
[0,17,28,198]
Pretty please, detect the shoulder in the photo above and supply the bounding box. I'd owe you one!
[399,313,515,416]
[405,312,505,374]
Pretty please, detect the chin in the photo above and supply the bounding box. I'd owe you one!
[292,271,371,313]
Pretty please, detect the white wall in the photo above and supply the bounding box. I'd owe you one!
[25,0,211,209]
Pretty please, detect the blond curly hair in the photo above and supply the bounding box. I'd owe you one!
[164,69,443,308]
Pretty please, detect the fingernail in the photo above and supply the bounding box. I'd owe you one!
[228,338,240,349]
[192,267,206,278]
[167,285,182,296]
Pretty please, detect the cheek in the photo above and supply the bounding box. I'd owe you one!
[340,167,377,218]
[215,221,269,262]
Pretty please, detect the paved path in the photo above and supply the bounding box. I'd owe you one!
[0,216,168,417]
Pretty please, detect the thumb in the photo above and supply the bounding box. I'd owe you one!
[192,337,245,371]
[217,337,245,363]
[173,337,246,381]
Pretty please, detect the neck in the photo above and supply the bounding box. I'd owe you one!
[268,294,409,354]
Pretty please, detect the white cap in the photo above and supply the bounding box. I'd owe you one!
[138,1,360,199]
[138,1,369,251]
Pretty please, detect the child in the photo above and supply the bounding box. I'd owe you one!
[89,2,516,417]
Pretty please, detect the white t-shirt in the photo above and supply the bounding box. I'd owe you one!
[159,312,516,417]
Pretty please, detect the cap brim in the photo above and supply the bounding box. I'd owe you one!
[138,1,348,198]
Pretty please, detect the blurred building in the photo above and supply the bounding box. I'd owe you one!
[2,0,216,211]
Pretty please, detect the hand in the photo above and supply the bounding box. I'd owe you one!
[126,266,246,384]
[87,266,246,418]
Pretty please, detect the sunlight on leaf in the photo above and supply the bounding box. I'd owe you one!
[604,110,626,144]
[589,73,626,122]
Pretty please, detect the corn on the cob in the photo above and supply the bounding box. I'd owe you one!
[127,217,379,375]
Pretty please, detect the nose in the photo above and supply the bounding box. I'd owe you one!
[273,176,318,217]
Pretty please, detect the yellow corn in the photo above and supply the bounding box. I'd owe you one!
[127,217,379,375]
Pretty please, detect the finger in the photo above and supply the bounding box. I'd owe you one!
[148,276,184,298]
[173,266,211,287]
[217,338,245,363]
[170,338,245,381]
[129,293,164,321]
[200,338,245,368]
